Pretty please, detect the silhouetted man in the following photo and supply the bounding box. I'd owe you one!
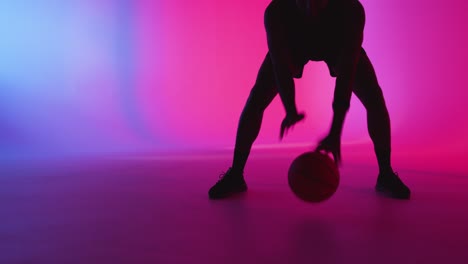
[209,0,410,199]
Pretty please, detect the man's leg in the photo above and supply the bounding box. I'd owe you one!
[352,49,410,199]
[209,53,278,199]
[231,53,279,173]
[352,49,392,173]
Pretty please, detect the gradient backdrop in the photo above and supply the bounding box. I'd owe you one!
[0,0,467,172]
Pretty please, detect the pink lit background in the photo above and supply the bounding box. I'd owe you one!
[0,0,467,173]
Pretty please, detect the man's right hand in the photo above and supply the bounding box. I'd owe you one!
[280,112,305,140]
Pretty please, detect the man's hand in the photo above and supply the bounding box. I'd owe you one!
[280,112,305,140]
[316,133,341,166]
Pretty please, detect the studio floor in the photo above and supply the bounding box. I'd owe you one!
[1,147,468,264]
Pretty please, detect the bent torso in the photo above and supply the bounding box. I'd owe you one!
[268,0,362,77]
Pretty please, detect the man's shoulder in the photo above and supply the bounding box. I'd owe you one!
[265,0,296,25]
[266,0,292,13]
[336,0,365,19]
[349,0,365,18]
[332,0,365,29]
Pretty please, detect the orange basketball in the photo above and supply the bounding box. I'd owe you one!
[288,151,340,202]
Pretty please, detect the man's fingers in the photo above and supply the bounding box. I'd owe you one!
[280,114,305,140]
[315,141,330,153]
[333,151,342,167]
[333,152,339,165]
[280,124,289,140]
[315,144,324,152]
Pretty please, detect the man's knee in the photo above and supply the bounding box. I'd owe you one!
[245,84,275,112]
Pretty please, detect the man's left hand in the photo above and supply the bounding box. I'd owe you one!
[316,133,342,166]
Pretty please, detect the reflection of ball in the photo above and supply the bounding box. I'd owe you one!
[288,151,340,202]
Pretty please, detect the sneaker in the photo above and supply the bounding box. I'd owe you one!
[208,168,247,199]
[375,171,411,199]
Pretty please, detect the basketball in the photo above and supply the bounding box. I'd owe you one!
[288,151,340,202]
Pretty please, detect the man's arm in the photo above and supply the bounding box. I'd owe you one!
[317,1,365,163]
[264,3,298,117]
[264,2,306,139]
[329,1,365,138]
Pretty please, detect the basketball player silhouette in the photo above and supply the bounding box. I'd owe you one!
[209,0,410,199]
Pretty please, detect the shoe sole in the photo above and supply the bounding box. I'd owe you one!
[209,185,248,200]
[375,185,410,200]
